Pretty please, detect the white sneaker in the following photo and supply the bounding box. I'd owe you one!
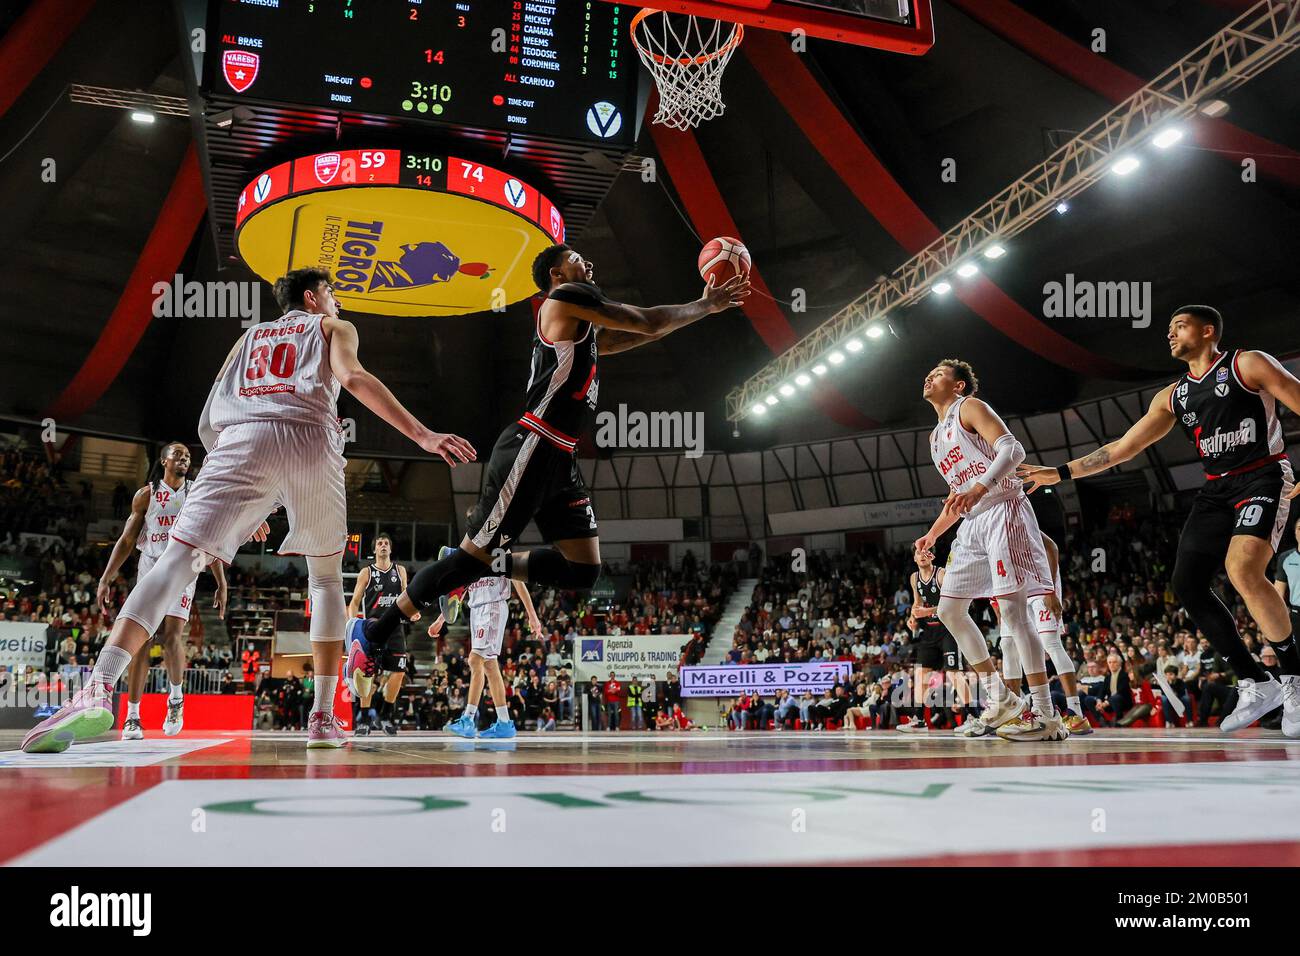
[1280,675,1300,738]
[996,708,1070,742]
[120,716,143,741]
[895,719,930,734]
[1219,677,1283,732]
[955,693,1023,738]
[163,696,184,736]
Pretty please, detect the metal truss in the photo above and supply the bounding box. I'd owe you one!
[67,85,190,117]
[725,0,1300,422]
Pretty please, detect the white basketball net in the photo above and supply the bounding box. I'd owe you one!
[631,10,744,130]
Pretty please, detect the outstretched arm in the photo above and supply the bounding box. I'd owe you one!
[542,276,749,354]
[1018,385,1176,492]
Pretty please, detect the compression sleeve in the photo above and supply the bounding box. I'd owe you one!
[983,433,1026,485]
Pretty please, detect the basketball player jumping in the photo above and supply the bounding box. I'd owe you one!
[999,533,1091,735]
[897,547,969,733]
[345,244,749,688]
[1020,306,1300,736]
[23,267,474,753]
[914,359,1068,742]
[435,541,546,739]
[346,531,417,736]
[96,442,227,740]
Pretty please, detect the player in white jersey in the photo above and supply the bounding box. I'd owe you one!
[433,539,544,739]
[999,533,1091,736]
[96,442,227,740]
[23,267,475,754]
[913,359,1067,742]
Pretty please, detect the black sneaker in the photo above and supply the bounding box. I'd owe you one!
[354,721,371,736]
[381,719,397,736]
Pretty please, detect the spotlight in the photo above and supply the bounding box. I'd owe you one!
[130,111,155,124]
[812,364,828,376]
[866,324,885,339]
[779,384,796,397]
[1055,202,1069,214]
[751,404,767,416]
[795,373,812,387]
[983,243,1006,259]
[1153,127,1183,149]
[956,262,979,279]
[1110,156,1140,176]
[764,395,778,406]
[932,280,952,295]
[845,338,864,353]
[828,351,845,365]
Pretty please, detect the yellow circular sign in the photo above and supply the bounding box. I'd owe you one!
[235,150,564,317]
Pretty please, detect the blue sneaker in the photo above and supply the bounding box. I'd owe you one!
[344,617,374,700]
[446,714,477,738]
[478,719,517,739]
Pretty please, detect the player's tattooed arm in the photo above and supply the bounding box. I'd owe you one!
[96,486,151,611]
[554,274,751,343]
[1019,385,1176,490]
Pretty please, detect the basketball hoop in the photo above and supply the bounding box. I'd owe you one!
[631,9,744,130]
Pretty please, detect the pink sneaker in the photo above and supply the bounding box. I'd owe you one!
[306,711,346,749]
[21,681,115,753]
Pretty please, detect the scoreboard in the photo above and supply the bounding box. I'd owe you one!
[205,0,641,146]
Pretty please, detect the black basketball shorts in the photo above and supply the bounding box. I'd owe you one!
[465,425,598,553]
[1179,460,1294,557]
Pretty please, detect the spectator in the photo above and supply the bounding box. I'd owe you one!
[586,679,603,731]
[642,674,658,729]
[603,671,622,731]
[627,677,644,730]
[537,706,557,731]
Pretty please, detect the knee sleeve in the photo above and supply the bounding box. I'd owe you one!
[936,596,992,667]
[306,554,346,641]
[118,540,204,637]
[1002,631,1022,680]
[1040,627,1076,681]
[1000,594,1046,677]
[525,547,601,589]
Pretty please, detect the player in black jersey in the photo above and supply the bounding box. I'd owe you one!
[345,532,415,735]
[346,244,750,687]
[1021,305,1300,736]
[898,547,970,732]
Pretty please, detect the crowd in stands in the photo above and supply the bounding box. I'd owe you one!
[713,511,1286,731]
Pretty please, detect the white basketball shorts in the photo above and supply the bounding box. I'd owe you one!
[171,421,347,564]
[469,601,508,661]
[941,494,1054,600]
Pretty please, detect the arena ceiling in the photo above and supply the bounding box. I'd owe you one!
[1,0,1298,461]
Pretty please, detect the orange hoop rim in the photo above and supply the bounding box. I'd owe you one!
[630,8,745,67]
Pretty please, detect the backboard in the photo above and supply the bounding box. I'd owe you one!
[600,0,934,54]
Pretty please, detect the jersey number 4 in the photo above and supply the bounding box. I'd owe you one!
[996,560,1008,577]
[246,342,298,380]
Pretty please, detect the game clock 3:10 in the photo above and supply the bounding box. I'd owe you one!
[403,153,446,189]
[401,81,453,116]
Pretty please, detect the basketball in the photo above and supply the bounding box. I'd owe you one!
[698,236,751,285]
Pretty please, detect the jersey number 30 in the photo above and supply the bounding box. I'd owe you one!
[246,342,298,380]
